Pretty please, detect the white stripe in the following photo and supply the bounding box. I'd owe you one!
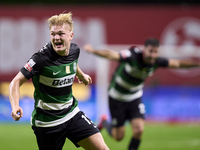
[115,76,144,92]
[109,87,143,102]
[37,98,73,110]
[34,107,80,127]
[39,74,75,88]
[125,63,136,74]
[30,117,32,126]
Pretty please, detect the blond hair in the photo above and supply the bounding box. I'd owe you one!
[47,12,73,31]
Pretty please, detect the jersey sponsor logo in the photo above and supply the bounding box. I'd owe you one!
[53,70,61,75]
[120,49,131,59]
[24,59,36,72]
[39,74,75,88]
[52,77,74,86]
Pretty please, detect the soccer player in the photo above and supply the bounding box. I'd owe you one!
[84,38,200,150]
[9,12,109,150]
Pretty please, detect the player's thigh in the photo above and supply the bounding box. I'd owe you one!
[77,132,109,150]
[112,126,125,141]
[130,118,145,135]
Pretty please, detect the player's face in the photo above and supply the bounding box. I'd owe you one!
[50,23,74,56]
[143,45,159,64]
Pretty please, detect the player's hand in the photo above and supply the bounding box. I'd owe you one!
[83,44,94,53]
[11,106,23,121]
[76,74,92,85]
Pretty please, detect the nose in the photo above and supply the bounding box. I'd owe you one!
[150,52,157,58]
[54,34,60,40]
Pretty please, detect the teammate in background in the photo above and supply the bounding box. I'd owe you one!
[84,38,200,150]
[9,12,109,150]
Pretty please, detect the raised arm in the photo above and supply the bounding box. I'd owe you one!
[9,71,27,121]
[76,65,92,85]
[168,59,200,68]
[84,44,120,61]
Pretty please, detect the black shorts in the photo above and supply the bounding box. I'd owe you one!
[109,96,145,127]
[32,111,99,150]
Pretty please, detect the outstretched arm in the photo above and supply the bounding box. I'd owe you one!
[76,65,92,85]
[84,44,120,61]
[9,72,27,121]
[168,59,200,68]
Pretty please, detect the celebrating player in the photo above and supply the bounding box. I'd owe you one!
[84,38,200,150]
[9,12,109,150]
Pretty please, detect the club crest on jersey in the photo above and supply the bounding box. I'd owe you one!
[24,59,36,72]
[66,66,71,74]
[120,49,131,59]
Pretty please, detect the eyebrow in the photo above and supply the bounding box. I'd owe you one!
[51,30,64,33]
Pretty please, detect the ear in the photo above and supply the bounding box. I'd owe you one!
[69,32,74,41]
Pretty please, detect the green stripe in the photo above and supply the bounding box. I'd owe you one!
[31,109,37,126]
[120,72,143,85]
[32,75,40,108]
[109,63,125,90]
[34,100,78,122]
[42,60,77,78]
[114,84,137,94]
[130,60,143,69]
[40,92,73,103]
[115,63,143,86]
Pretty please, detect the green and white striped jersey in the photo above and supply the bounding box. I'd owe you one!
[108,46,169,102]
[21,42,80,127]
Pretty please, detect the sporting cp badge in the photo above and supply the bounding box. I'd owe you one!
[66,66,71,74]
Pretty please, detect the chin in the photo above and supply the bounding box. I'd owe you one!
[150,61,155,64]
[54,47,65,51]
[146,61,155,65]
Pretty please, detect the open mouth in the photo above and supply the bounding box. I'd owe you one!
[55,42,63,47]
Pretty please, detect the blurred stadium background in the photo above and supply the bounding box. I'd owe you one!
[0,0,200,149]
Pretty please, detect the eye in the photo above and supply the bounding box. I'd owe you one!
[51,33,55,36]
[149,49,153,53]
[59,33,65,36]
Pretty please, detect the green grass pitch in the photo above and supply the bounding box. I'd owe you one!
[0,123,199,150]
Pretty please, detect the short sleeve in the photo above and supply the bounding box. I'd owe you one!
[20,53,44,80]
[156,57,169,67]
[119,46,140,62]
